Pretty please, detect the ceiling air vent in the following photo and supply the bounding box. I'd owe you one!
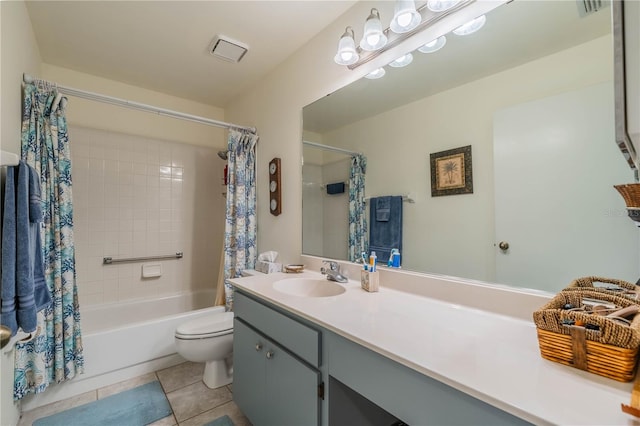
[209,35,249,63]
[576,0,609,17]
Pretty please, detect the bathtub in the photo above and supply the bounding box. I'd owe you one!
[22,290,222,411]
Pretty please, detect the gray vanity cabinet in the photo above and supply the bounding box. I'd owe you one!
[233,291,322,426]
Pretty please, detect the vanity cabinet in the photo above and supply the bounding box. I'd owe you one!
[233,291,322,426]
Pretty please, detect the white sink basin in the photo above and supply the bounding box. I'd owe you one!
[272,278,346,298]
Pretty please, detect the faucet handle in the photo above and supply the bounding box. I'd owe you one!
[322,260,339,271]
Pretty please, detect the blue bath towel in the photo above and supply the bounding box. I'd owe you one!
[375,196,391,222]
[369,196,402,264]
[1,161,51,336]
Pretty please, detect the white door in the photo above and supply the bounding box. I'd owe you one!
[494,82,638,292]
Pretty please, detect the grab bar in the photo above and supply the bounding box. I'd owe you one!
[103,252,183,265]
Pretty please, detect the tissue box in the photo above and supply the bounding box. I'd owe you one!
[255,261,283,274]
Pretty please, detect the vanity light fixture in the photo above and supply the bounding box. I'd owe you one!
[390,0,422,33]
[389,53,413,68]
[333,0,501,70]
[427,0,461,12]
[418,35,447,53]
[365,67,386,79]
[452,14,486,35]
[334,26,359,65]
[360,8,388,51]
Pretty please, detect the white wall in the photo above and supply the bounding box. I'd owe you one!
[0,3,42,424]
[41,64,226,148]
[0,1,42,155]
[319,35,614,282]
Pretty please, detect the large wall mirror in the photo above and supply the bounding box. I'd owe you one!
[302,0,640,293]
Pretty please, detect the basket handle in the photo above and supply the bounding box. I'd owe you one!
[583,276,637,290]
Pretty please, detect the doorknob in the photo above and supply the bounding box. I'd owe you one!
[498,241,510,251]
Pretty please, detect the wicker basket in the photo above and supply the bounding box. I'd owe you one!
[533,289,640,382]
[614,183,640,208]
[563,276,638,300]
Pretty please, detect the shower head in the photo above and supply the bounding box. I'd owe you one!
[217,150,228,160]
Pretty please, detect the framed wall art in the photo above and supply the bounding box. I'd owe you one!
[430,145,473,197]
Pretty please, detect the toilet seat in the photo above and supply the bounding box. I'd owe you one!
[175,312,234,340]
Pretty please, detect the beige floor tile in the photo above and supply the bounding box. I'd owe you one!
[157,361,205,393]
[149,413,178,426]
[166,381,232,422]
[226,383,232,393]
[97,372,159,399]
[18,390,97,426]
[178,400,251,426]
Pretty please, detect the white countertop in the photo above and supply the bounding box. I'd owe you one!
[230,271,635,425]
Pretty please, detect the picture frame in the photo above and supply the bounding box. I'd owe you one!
[430,145,473,197]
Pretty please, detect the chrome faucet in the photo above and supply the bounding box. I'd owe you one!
[321,260,348,283]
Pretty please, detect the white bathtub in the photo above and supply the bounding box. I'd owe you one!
[22,290,222,411]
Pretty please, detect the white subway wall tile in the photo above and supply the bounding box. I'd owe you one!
[71,125,223,305]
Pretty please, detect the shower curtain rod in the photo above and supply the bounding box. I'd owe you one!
[302,140,360,157]
[23,73,256,133]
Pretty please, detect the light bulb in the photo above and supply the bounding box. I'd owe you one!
[360,8,387,51]
[389,53,413,68]
[453,15,486,36]
[340,51,354,62]
[396,12,412,28]
[365,68,386,79]
[366,34,381,47]
[390,0,421,34]
[427,0,460,12]
[418,35,447,54]
[334,26,359,66]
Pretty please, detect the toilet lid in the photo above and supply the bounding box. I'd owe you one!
[175,312,234,338]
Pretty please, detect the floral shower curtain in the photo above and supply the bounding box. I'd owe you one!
[348,154,367,262]
[15,82,84,399]
[223,129,259,309]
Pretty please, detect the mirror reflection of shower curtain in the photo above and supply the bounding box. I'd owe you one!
[14,81,84,399]
[220,130,258,310]
[348,154,367,262]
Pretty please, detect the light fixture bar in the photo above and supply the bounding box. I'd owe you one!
[347,0,475,70]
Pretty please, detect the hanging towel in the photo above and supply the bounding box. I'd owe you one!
[369,196,403,264]
[375,196,391,222]
[326,182,345,195]
[1,161,51,336]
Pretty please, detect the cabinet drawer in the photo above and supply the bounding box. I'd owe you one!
[234,291,321,367]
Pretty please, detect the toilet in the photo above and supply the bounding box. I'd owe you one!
[174,309,234,389]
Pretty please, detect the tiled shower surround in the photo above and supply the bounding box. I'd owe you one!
[70,126,225,307]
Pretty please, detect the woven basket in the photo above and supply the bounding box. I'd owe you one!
[533,289,640,382]
[614,183,640,208]
[563,276,638,300]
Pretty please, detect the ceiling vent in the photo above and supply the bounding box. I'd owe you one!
[209,35,249,63]
[576,0,609,17]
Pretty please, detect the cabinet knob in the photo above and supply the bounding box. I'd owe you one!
[255,343,262,351]
[266,350,274,359]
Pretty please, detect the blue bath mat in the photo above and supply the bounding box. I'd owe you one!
[203,415,235,426]
[33,381,172,426]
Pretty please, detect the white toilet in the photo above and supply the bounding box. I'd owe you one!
[174,308,234,389]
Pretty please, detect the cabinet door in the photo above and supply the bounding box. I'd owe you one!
[233,319,267,425]
[264,341,321,426]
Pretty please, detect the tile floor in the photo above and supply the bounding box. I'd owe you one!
[18,362,251,426]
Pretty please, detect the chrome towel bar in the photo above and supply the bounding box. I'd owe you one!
[103,252,183,265]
